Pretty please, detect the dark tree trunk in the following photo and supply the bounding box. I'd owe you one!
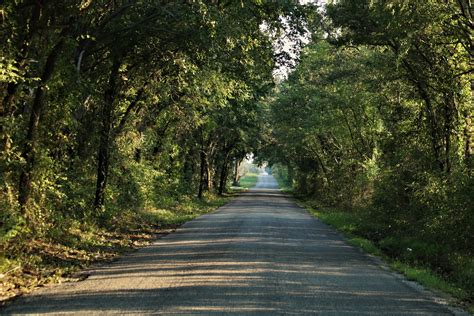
[0,83,17,152]
[1,83,17,119]
[93,59,121,209]
[134,148,142,162]
[464,109,472,168]
[198,150,208,199]
[182,146,196,188]
[218,156,229,195]
[205,163,211,191]
[444,94,455,174]
[18,34,67,213]
[413,78,444,171]
[389,44,445,172]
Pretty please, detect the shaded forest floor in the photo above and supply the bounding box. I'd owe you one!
[0,194,232,305]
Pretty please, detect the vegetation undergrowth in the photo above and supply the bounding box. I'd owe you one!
[271,166,293,193]
[0,194,230,305]
[299,199,473,313]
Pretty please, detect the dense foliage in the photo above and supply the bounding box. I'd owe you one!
[259,0,473,300]
[1,0,472,306]
[0,0,312,282]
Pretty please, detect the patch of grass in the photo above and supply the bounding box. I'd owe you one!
[306,206,382,257]
[391,261,469,301]
[348,237,383,257]
[236,172,259,189]
[299,199,473,312]
[310,209,358,234]
[142,194,230,226]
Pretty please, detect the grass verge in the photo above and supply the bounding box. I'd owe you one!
[298,200,473,314]
[236,172,259,189]
[0,194,230,305]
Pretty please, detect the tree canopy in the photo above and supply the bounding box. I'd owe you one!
[0,0,472,306]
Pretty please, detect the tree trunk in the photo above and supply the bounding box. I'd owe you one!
[18,34,67,213]
[182,146,195,190]
[444,94,455,174]
[218,155,229,195]
[1,83,17,119]
[93,59,121,209]
[198,150,209,199]
[205,162,211,191]
[232,159,241,186]
[464,109,473,168]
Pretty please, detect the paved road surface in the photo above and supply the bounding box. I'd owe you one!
[3,175,464,315]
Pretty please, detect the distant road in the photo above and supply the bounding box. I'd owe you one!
[3,175,463,315]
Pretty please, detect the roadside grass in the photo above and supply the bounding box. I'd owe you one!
[0,194,230,305]
[299,200,473,313]
[140,193,230,226]
[236,172,259,189]
[390,262,469,302]
[305,206,383,258]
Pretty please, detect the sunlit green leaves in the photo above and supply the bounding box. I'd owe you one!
[0,58,25,83]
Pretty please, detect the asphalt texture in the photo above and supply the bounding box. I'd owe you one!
[2,175,464,315]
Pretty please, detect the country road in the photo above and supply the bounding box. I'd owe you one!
[2,175,464,315]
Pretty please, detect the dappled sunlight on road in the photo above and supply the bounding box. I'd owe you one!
[3,175,454,315]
